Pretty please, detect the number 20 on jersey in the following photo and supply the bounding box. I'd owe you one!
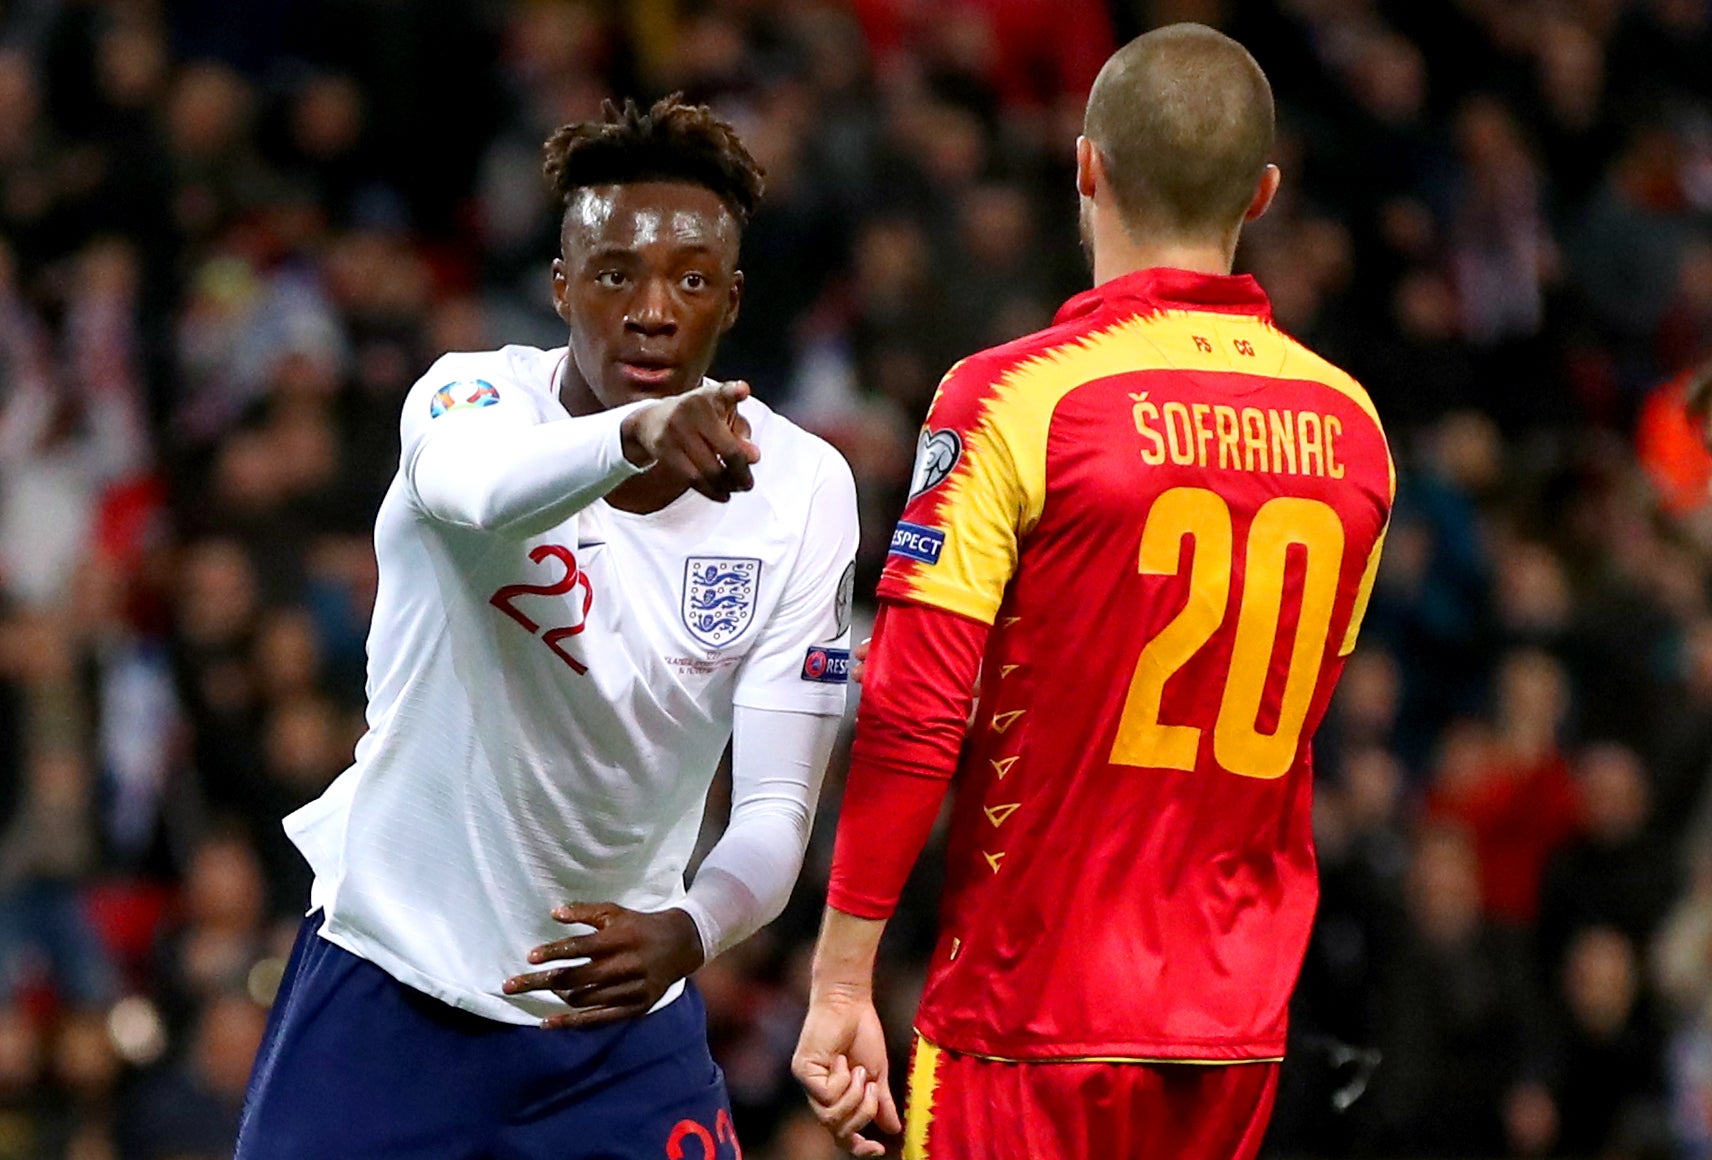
[1110,487,1347,781]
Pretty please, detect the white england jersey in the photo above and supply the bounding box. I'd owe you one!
[285,344,858,1025]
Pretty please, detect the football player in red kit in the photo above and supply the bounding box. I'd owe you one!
[792,24,1392,1160]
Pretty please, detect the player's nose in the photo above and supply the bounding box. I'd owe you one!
[623,278,677,336]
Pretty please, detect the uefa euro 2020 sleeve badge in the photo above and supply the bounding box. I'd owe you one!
[429,379,502,418]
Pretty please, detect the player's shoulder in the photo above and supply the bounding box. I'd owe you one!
[734,398,859,557]
[919,320,1095,445]
[1267,326,1385,434]
[739,395,856,507]
[1265,325,1394,500]
[939,318,1092,399]
[403,345,562,421]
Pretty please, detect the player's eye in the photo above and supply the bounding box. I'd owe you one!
[680,272,708,291]
[595,270,627,288]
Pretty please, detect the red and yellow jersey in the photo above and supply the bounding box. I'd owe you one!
[878,268,1392,1062]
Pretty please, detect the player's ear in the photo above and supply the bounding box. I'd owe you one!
[1245,164,1282,223]
[722,269,743,334]
[550,257,573,324]
[1075,136,1098,199]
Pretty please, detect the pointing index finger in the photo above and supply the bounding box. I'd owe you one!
[711,379,751,409]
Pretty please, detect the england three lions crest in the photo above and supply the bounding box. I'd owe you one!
[682,557,762,647]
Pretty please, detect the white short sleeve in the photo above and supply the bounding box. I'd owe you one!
[732,450,859,715]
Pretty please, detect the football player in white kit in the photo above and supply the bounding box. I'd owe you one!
[235,98,857,1160]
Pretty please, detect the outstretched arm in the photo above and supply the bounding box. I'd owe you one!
[794,599,987,1155]
[407,376,759,538]
[408,400,647,537]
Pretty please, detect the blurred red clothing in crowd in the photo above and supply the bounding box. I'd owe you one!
[1429,750,1582,925]
[1635,363,1712,517]
[846,0,1114,108]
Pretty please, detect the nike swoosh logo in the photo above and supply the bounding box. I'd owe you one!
[576,539,606,549]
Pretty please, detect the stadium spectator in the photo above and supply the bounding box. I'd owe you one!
[1544,926,1669,1158]
[1428,648,1582,926]
[1537,744,1680,979]
[1367,824,1551,1157]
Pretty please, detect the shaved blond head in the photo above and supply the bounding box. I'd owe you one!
[1084,24,1274,239]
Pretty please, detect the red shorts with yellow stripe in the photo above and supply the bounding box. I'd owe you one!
[902,1035,1280,1160]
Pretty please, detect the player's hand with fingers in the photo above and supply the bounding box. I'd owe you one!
[850,637,870,684]
[620,379,761,502]
[502,901,705,1029]
[792,989,901,1156]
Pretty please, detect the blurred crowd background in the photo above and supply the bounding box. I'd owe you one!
[0,0,1710,1156]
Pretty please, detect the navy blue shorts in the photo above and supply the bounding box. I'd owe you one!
[237,913,739,1159]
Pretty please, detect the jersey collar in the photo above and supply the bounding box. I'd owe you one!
[1054,267,1273,325]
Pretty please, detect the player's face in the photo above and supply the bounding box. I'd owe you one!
[552,182,743,412]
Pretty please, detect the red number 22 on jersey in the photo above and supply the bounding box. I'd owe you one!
[489,544,594,673]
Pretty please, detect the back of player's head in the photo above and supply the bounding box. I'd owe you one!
[542,95,765,228]
[1084,24,1274,239]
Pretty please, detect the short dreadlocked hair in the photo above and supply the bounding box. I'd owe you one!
[542,96,765,228]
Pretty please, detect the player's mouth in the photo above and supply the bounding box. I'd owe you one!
[615,356,680,389]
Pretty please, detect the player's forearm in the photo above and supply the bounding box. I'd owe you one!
[677,818,805,962]
[676,706,840,960]
[825,601,986,918]
[809,906,888,998]
[407,402,648,537]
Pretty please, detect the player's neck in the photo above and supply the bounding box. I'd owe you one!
[558,361,605,418]
[605,472,693,514]
[1089,220,1239,287]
